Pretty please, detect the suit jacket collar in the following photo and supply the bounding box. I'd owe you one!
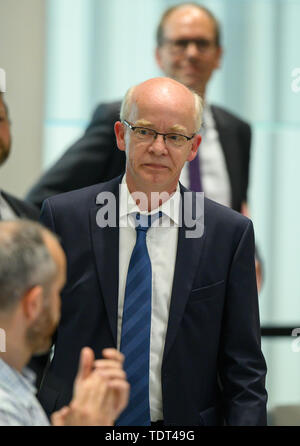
[89,177,206,355]
[1,190,39,220]
[211,105,239,211]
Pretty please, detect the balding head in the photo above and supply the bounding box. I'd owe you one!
[156,3,221,48]
[155,4,222,96]
[0,220,65,313]
[120,77,203,132]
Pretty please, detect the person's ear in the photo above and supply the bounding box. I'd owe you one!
[214,46,223,70]
[21,285,44,323]
[114,121,126,152]
[187,134,202,162]
[155,47,164,70]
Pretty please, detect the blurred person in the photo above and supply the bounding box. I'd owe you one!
[26,3,251,215]
[0,86,39,220]
[37,77,267,426]
[0,220,129,426]
[26,3,263,290]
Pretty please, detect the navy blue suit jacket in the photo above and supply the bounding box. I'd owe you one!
[37,176,267,426]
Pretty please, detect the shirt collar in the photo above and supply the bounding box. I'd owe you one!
[0,358,37,401]
[119,175,181,226]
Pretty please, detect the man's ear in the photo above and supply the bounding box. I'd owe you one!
[187,134,202,162]
[21,285,44,323]
[214,46,223,70]
[155,47,163,70]
[114,121,126,152]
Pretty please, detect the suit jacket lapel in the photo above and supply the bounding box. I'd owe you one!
[89,178,120,347]
[163,188,206,361]
[211,105,238,209]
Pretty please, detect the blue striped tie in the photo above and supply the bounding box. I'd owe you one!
[116,212,160,426]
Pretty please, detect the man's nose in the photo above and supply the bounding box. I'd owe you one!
[149,134,168,155]
[185,41,199,58]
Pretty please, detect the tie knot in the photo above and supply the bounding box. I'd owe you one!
[135,212,162,232]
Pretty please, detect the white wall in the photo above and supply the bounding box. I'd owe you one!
[0,0,45,198]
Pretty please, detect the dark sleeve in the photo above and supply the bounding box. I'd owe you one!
[25,101,126,209]
[238,120,251,203]
[218,220,267,425]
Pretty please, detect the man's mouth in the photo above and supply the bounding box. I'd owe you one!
[144,163,168,170]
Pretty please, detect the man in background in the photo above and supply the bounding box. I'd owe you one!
[0,73,39,221]
[0,220,129,426]
[26,3,251,215]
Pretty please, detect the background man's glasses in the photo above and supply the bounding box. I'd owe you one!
[162,38,216,54]
[123,120,195,149]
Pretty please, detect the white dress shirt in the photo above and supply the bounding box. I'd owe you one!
[0,192,17,220]
[118,176,180,421]
[180,104,232,207]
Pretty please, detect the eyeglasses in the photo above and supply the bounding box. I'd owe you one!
[162,38,216,54]
[123,120,195,149]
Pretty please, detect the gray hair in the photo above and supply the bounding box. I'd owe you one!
[0,220,57,311]
[120,84,203,132]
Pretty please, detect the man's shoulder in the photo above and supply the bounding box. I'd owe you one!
[204,196,249,226]
[180,184,251,229]
[91,100,122,122]
[211,103,250,129]
[43,176,121,210]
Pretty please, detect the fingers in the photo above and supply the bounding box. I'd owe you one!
[76,347,95,380]
[95,367,127,381]
[106,380,130,418]
[51,406,71,426]
[101,348,125,363]
[93,349,125,374]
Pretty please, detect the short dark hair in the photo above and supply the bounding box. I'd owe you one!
[156,3,221,48]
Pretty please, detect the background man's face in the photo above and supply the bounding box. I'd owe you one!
[156,7,222,95]
[0,95,11,166]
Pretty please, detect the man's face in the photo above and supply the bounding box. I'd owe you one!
[0,94,11,166]
[27,241,66,355]
[115,81,201,197]
[156,6,222,95]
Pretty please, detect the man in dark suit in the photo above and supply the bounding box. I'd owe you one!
[38,77,267,425]
[26,4,250,215]
[0,90,39,221]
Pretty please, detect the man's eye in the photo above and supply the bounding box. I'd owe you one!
[135,128,151,136]
[167,134,181,141]
[174,40,188,48]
